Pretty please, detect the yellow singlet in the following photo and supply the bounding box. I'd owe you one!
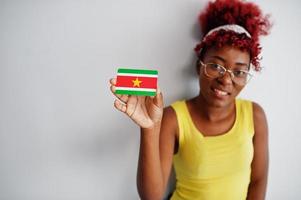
[170,98,254,200]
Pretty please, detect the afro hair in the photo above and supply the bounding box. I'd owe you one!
[194,0,272,71]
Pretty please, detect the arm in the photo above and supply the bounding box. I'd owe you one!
[137,106,177,200]
[247,102,269,200]
[109,78,177,200]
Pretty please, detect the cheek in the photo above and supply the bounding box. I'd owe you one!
[199,73,212,92]
[199,69,214,87]
[231,85,245,97]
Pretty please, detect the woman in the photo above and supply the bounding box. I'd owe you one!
[110,0,271,199]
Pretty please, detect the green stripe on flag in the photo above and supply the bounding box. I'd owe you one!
[117,68,158,75]
[116,90,156,96]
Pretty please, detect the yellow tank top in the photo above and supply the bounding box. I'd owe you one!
[170,98,254,200]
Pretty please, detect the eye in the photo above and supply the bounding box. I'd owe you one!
[208,63,223,71]
[233,70,248,77]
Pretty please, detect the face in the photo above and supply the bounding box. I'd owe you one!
[198,45,251,108]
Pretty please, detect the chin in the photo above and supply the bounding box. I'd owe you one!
[203,91,235,108]
[210,98,232,108]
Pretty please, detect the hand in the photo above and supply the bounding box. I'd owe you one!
[109,78,164,129]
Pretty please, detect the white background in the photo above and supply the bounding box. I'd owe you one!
[1,0,301,199]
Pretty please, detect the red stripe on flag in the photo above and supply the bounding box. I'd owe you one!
[116,76,157,89]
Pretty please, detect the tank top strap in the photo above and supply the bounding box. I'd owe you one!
[236,98,255,137]
[170,100,190,148]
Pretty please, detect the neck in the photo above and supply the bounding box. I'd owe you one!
[195,94,235,122]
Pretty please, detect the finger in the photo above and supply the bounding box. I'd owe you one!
[110,85,116,93]
[109,78,117,86]
[149,87,160,99]
[156,87,161,95]
[114,99,127,113]
[118,94,130,104]
[110,85,130,103]
[154,87,163,108]
[126,95,139,117]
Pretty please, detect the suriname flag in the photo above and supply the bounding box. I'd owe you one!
[115,68,158,96]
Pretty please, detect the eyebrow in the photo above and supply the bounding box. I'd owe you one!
[209,55,249,68]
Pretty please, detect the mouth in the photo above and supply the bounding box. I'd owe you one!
[211,87,231,98]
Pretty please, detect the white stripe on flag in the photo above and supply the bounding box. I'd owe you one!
[115,87,156,92]
[117,73,158,78]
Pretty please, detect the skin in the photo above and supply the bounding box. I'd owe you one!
[109,45,269,200]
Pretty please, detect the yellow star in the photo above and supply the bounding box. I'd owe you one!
[132,77,142,87]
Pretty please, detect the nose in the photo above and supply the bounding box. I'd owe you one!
[217,71,233,85]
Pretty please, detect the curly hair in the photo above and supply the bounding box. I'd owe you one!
[194,0,272,71]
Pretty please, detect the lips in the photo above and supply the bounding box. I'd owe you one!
[214,88,228,96]
[211,87,231,97]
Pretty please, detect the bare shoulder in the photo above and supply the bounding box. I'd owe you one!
[163,106,177,120]
[160,106,179,153]
[162,106,178,135]
[252,102,267,122]
[252,101,268,135]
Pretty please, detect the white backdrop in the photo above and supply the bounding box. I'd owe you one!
[1,0,301,199]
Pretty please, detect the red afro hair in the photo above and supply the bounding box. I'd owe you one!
[194,0,271,71]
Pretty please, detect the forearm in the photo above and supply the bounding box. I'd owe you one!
[137,124,164,200]
[247,179,268,200]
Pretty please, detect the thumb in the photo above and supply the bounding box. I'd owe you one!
[153,87,163,108]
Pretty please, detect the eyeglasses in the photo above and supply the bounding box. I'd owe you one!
[199,60,253,86]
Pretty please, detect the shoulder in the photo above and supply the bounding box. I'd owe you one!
[239,98,266,121]
[251,101,267,123]
[163,106,177,120]
[161,104,180,142]
[162,106,178,132]
[251,101,268,136]
[165,100,186,122]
